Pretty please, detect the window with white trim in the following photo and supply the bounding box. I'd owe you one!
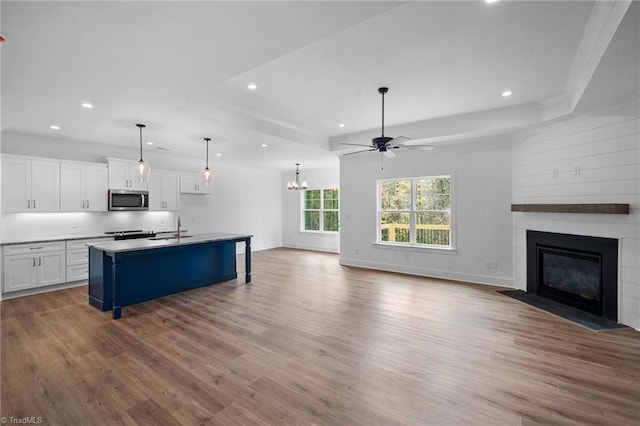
[302,188,339,232]
[377,175,452,247]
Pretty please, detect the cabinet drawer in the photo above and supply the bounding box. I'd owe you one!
[4,241,66,256]
[66,264,88,282]
[67,248,89,266]
[67,238,111,250]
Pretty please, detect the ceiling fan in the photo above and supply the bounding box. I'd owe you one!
[342,87,434,159]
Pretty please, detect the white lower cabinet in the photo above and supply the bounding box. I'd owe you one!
[2,242,66,292]
[65,238,111,282]
[2,237,114,293]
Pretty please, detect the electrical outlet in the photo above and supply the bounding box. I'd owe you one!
[552,168,559,178]
[71,221,79,229]
[485,261,498,270]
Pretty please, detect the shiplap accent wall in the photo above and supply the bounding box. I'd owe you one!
[512,99,640,329]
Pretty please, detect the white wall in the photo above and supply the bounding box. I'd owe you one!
[281,165,340,253]
[1,131,282,252]
[339,137,514,287]
[512,98,640,329]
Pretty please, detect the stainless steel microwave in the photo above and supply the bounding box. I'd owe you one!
[108,190,149,211]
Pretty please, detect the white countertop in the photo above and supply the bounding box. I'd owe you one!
[0,230,182,246]
[1,233,113,246]
[86,232,252,253]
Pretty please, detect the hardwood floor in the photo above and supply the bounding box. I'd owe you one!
[2,248,639,425]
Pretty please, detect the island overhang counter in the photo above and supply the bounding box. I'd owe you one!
[87,233,252,319]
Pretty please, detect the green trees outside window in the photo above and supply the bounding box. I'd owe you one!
[378,176,451,247]
[303,188,339,232]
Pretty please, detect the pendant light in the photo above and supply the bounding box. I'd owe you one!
[203,137,212,187]
[287,163,308,190]
[136,123,150,182]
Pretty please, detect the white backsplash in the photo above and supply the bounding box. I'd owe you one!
[0,211,176,242]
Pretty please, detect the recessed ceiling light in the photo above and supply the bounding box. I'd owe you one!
[261,143,268,148]
[81,102,93,108]
[485,0,499,4]
[50,125,60,130]
[146,141,154,145]
[216,153,222,157]
[502,90,512,97]
[247,83,257,90]
[338,123,345,128]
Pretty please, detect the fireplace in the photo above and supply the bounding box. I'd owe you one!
[527,231,618,321]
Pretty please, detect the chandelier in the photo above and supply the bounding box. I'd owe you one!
[287,163,307,190]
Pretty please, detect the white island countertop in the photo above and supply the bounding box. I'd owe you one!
[86,232,252,254]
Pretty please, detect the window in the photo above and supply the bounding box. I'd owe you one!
[302,188,339,232]
[378,175,452,247]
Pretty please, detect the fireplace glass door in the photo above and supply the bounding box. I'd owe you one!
[538,247,602,316]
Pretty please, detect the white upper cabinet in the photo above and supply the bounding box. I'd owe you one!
[149,170,180,211]
[180,173,211,194]
[1,156,60,212]
[60,161,108,211]
[107,158,148,191]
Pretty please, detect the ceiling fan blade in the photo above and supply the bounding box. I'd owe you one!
[383,150,397,158]
[410,145,436,151]
[391,136,411,145]
[341,142,374,147]
[342,148,377,156]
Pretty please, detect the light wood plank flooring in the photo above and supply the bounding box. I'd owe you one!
[2,248,639,425]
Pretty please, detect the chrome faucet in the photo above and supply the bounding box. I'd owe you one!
[177,215,181,242]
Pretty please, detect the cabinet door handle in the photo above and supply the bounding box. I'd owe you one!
[38,257,41,266]
[30,247,43,250]
[27,199,31,209]
[33,199,36,209]
[82,200,85,208]
[32,258,36,267]
[87,200,90,209]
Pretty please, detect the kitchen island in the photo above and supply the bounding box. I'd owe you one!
[87,233,252,319]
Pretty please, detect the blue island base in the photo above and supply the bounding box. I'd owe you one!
[89,237,249,318]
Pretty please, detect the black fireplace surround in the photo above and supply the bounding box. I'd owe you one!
[527,230,618,321]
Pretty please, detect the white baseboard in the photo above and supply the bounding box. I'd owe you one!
[339,257,515,288]
[282,243,339,254]
[1,280,87,300]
